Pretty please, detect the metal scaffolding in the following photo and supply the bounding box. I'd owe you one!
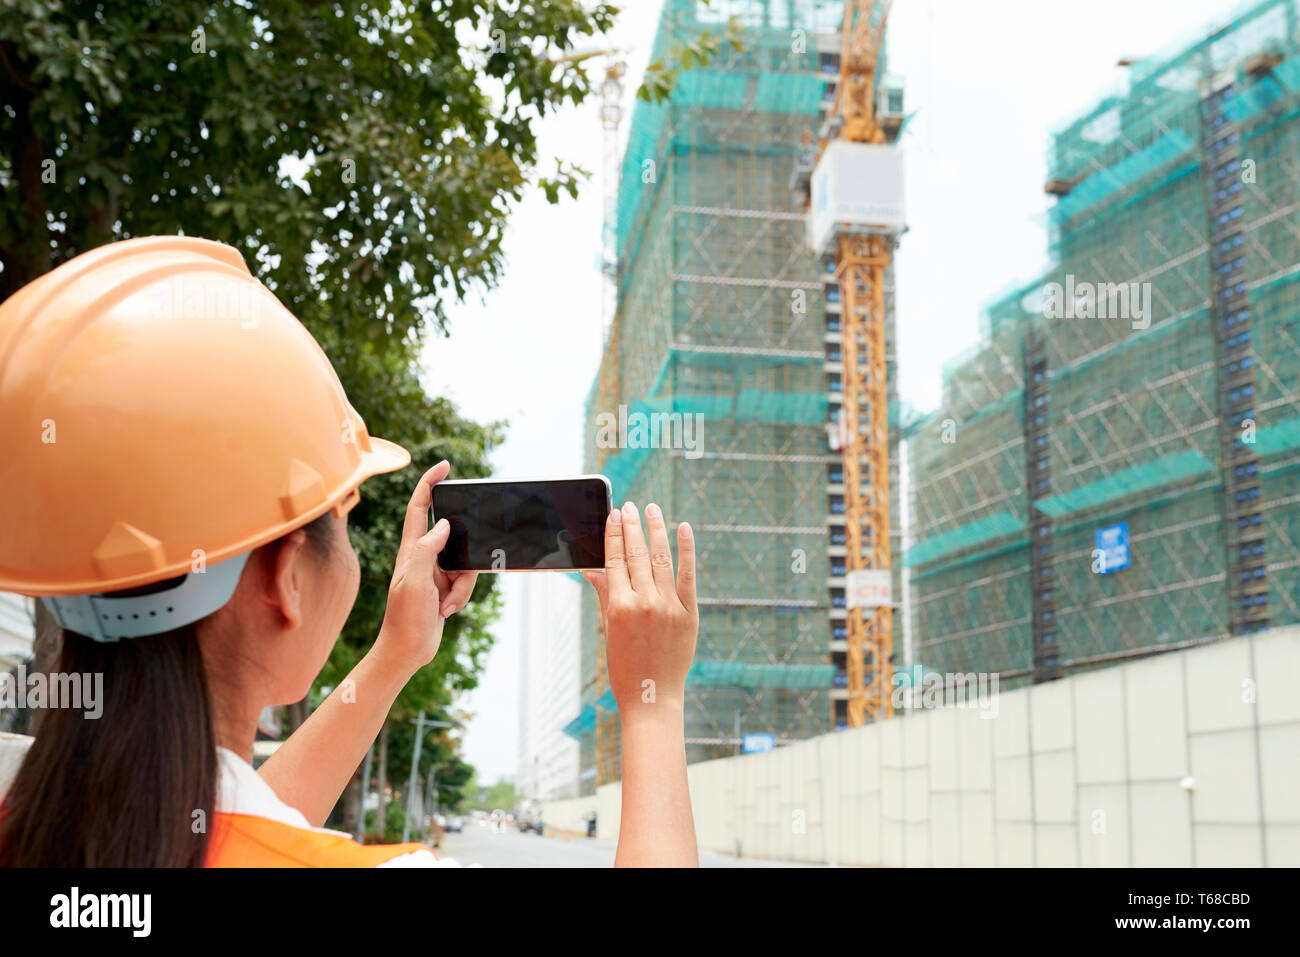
[908,0,1300,686]
[569,0,882,782]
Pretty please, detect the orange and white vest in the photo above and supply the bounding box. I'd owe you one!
[207,747,461,868]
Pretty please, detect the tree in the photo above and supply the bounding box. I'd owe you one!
[636,1,744,104]
[1,0,740,822]
[0,0,614,812]
[467,777,517,813]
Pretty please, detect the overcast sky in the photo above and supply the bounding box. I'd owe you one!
[423,0,1250,782]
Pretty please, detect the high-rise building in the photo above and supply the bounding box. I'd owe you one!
[907,0,1300,687]
[516,575,582,801]
[565,0,903,788]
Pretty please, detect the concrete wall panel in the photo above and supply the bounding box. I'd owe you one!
[539,629,1299,867]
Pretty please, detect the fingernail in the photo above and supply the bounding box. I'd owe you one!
[609,508,621,526]
[622,501,637,517]
[646,503,661,519]
[434,518,448,534]
[679,522,693,540]
[441,601,456,617]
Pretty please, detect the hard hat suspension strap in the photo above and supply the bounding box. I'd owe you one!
[40,551,252,642]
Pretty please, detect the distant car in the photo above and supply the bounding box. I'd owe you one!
[445,816,464,833]
[517,819,543,835]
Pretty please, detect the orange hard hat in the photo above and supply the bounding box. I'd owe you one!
[0,237,411,613]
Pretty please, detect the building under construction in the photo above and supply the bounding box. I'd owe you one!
[908,0,1300,687]
[564,0,905,786]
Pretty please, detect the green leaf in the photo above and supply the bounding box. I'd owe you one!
[0,0,616,805]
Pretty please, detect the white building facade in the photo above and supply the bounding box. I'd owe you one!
[0,593,34,672]
[516,574,581,802]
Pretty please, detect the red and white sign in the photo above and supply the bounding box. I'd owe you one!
[846,569,892,609]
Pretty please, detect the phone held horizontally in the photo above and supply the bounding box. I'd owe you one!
[432,475,613,572]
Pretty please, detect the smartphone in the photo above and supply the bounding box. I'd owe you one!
[432,475,613,572]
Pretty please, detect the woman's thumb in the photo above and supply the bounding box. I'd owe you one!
[410,519,450,574]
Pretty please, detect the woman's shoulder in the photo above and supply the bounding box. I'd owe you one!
[212,746,459,868]
[206,811,456,867]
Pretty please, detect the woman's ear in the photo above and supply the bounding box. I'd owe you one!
[266,529,308,631]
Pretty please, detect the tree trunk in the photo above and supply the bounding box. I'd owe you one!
[3,69,52,298]
[284,697,310,735]
[374,718,390,838]
[340,769,363,837]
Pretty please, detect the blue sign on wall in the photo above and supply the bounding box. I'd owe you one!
[1095,522,1131,574]
[742,733,775,754]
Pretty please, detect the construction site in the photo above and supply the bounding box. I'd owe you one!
[563,0,906,786]
[554,0,1300,830]
[907,0,1300,687]
[6,0,1300,893]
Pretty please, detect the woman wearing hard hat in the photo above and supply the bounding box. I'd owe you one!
[0,237,699,867]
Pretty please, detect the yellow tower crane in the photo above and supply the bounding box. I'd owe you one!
[809,0,903,726]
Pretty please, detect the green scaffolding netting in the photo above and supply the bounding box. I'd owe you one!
[598,382,830,502]
[563,661,841,739]
[1254,416,1300,456]
[908,0,1300,683]
[674,70,752,109]
[643,393,733,418]
[1263,469,1300,627]
[1226,74,1287,122]
[580,0,895,777]
[912,550,1033,674]
[640,388,828,423]
[1275,56,1300,93]
[905,510,1025,568]
[1046,0,1291,188]
[670,347,824,370]
[1054,131,1195,221]
[614,1,840,260]
[734,388,828,423]
[561,705,597,739]
[755,73,827,113]
[686,659,837,689]
[890,398,927,434]
[1033,450,1215,519]
[602,443,652,504]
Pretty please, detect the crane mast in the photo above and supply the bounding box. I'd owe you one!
[819,0,900,726]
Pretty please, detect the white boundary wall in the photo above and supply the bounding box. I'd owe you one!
[544,627,1300,866]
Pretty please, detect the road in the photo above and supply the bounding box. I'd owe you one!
[437,824,820,867]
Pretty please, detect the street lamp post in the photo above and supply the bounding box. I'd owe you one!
[402,711,426,844]
[401,713,457,843]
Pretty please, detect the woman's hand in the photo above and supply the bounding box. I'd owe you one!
[375,461,478,675]
[582,501,697,717]
[584,501,700,866]
[263,463,475,826]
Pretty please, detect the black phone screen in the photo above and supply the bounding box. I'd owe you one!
[433,477,611,571]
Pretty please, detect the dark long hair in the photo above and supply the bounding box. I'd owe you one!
[0,512,334,867]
